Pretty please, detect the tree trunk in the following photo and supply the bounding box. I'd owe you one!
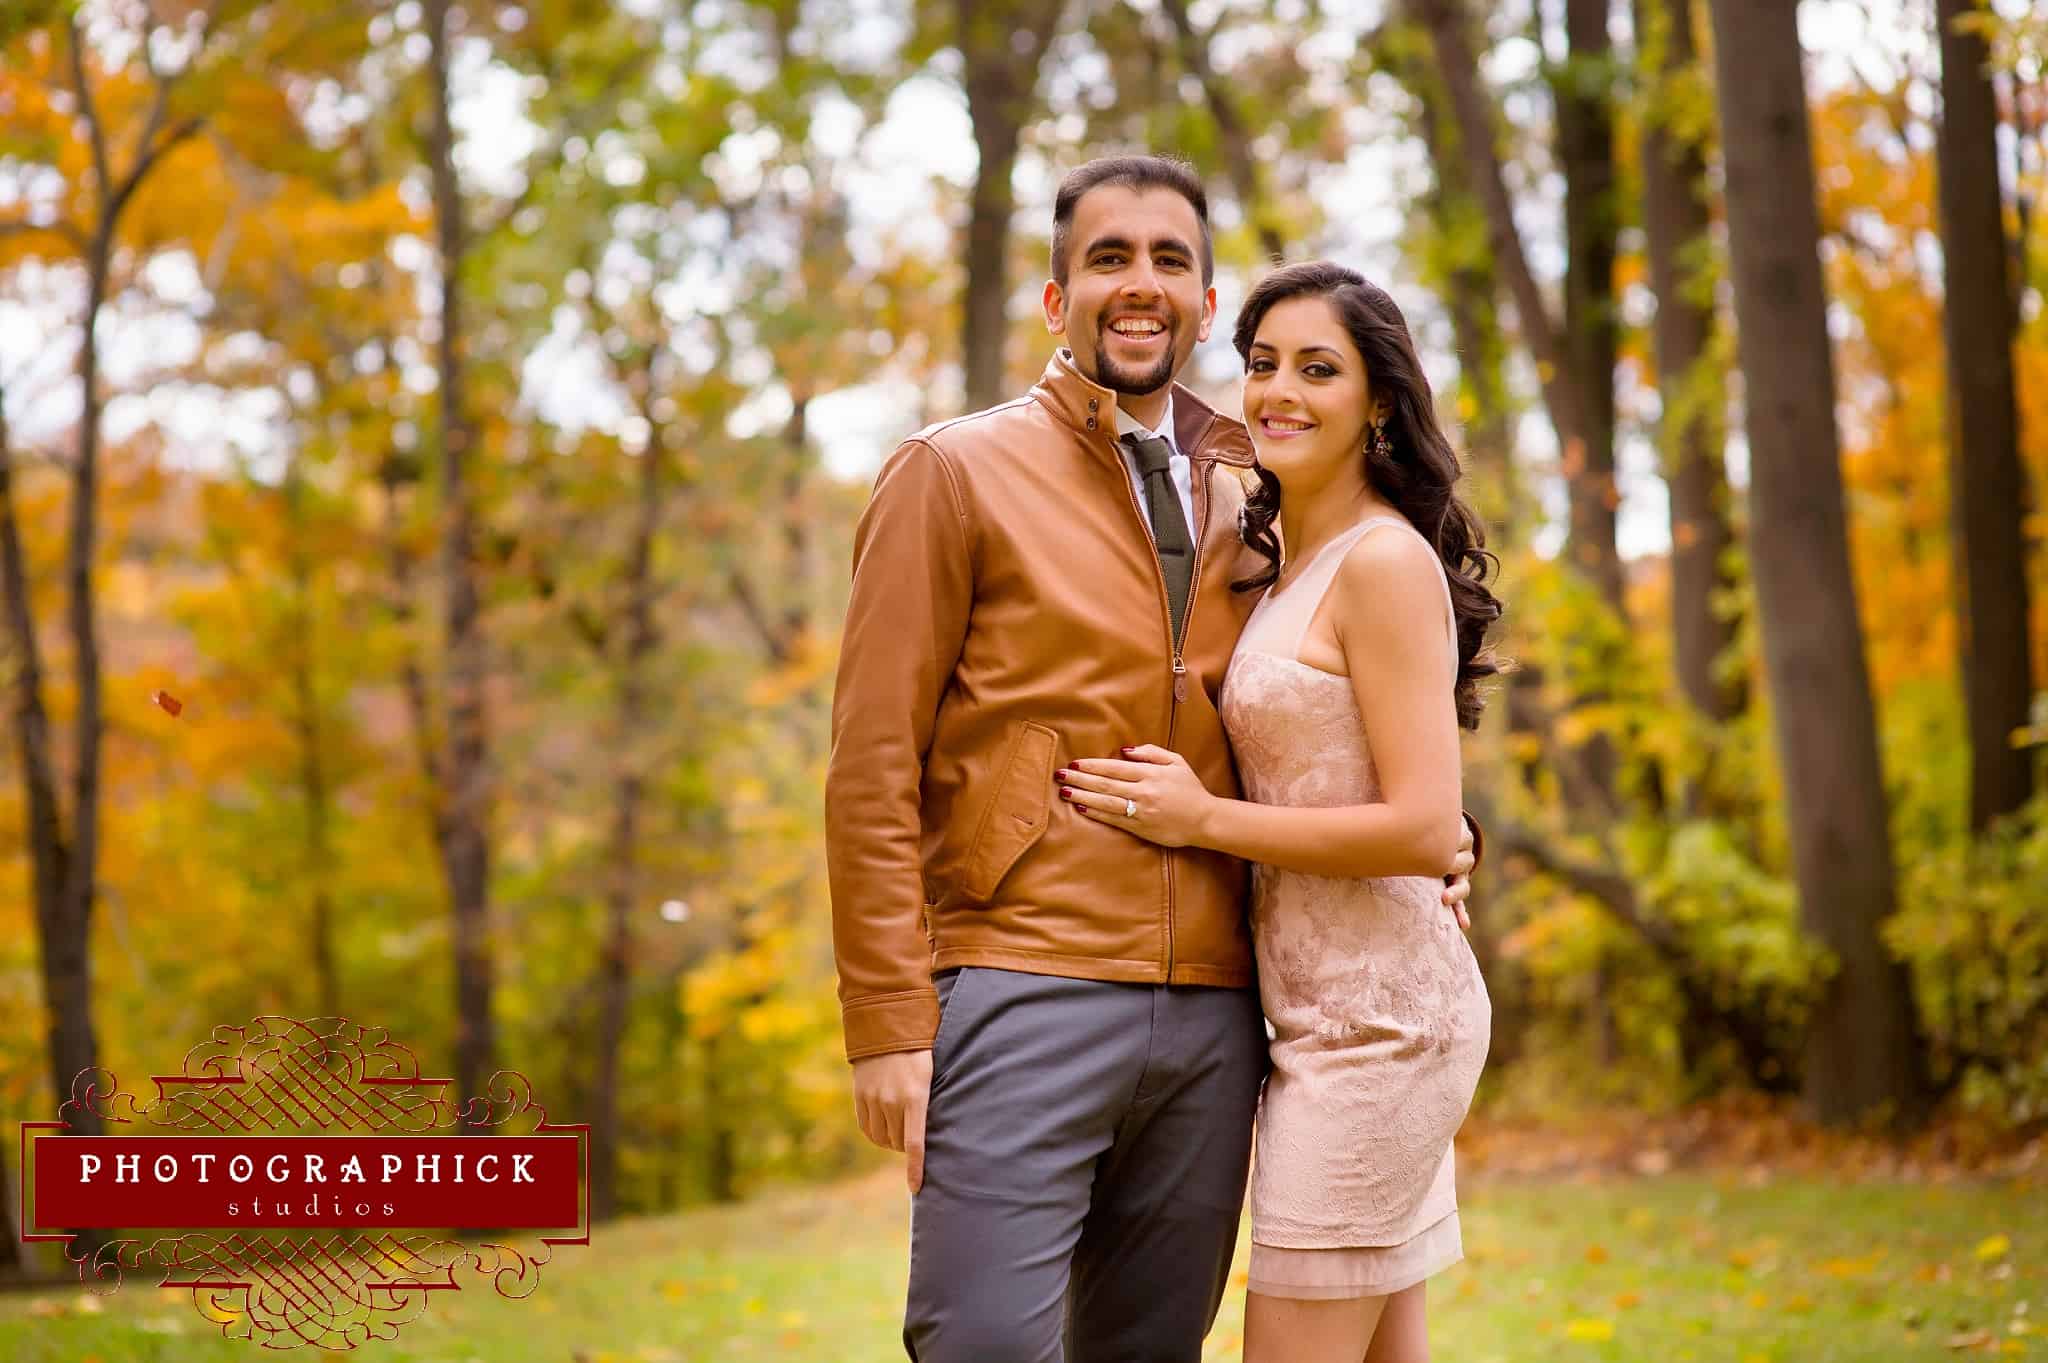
[1158,0,1287,262]
[1933,0,2036,830]
[1633,0,1743,721]
[704,1030,739,1204]
[1414,0,1625,810]
[1705,0,1928,1126]
[4,20,206,1201]
[0,396,103,1167]
[590,406,665,1223]
[1406,63,1533,1065]
[425,0,497,1110]
[1410,0,1594,473]
[780,394,811,652]
[958,1,1061,412]
[284,456,341,1018]
[1556,0,1626,607]
[0,1135,21,1274]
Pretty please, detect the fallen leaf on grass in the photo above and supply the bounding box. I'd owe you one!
[1565,1318,1616,1342]
[1585,1244,1609,1264]
[1978,1235,2014,1263]
[1819,1252,1883,1277]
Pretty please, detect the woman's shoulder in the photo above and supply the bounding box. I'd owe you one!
[1328,520,1450,634]
[1332,518,1443,587]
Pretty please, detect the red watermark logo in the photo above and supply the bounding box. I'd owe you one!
[19,1015,589,1348]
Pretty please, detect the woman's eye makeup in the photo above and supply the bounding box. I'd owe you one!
[1244,355,1337,378]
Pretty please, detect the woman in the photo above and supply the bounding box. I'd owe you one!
[1056,261,1501,1363]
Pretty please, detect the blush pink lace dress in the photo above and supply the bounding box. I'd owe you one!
[1218,515,1492,1300]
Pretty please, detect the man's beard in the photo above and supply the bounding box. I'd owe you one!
[1088,314,1181,396]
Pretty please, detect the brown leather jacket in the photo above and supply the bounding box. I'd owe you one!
[825,350,1269,1061]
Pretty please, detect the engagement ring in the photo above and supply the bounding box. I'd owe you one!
[1124,799,1137,819]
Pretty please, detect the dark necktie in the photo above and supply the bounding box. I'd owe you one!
[1120,432,1194,647]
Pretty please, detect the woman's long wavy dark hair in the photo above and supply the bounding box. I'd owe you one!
[1232,261,1503,728]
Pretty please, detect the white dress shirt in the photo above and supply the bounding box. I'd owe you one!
[1113,394,1196,537]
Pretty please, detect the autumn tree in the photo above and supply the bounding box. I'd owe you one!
[419,0,498,1109]
[1633,0,1742,722]
[0,7,225,1164]
[1704,0,1927,1125]
[951,0,1064,411]
[1933,0,2037,830]
[1555,0,1626,609]
[1156,0,1288,262]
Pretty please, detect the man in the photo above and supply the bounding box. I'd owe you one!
[825,155,1477,1363]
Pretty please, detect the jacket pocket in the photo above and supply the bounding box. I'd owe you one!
[958,720,1058,903]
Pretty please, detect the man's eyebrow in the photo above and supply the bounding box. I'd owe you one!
[1081,233,1195,261]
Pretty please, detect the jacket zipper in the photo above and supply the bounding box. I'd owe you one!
[1108,426,1217,982]
[1170,461,1217,977]
[1164,455,1212,981]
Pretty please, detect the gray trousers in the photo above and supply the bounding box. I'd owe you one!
[904,966,1268,1363]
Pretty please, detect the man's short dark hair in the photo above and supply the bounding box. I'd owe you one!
[1050,155,1214,288]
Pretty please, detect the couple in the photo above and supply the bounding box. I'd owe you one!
[825,154,1502,1363]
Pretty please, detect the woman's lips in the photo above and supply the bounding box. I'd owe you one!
[1258,416,1315,439]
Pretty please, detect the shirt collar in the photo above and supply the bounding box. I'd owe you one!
[1113,391,1178,454]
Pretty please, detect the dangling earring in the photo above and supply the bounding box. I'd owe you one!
[1370,413,1392,461]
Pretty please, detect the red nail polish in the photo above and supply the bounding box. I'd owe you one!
[1055,769,1068,781]
[1060,787,1072,800]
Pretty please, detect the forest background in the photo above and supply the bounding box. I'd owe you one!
[1,0,2045,1277]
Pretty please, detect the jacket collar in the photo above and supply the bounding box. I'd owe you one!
[1030,349,1255,468]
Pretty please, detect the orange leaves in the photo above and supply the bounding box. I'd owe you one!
[151,688,183,716]
[1815,1249,1883,1278]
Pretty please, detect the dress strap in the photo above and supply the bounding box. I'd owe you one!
[1272,515,1457,665]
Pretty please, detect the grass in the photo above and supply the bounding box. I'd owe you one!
[1,1165,2039,1361]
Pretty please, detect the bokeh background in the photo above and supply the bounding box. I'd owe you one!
[1,0,2044,1358]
